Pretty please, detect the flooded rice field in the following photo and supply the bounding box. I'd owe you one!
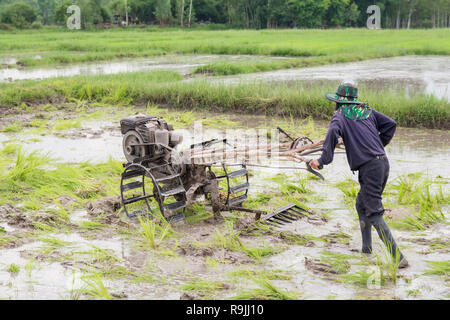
[0,105,448,300]
[1,54,449,100]
[210,56,450,100]
[0,54,290,82]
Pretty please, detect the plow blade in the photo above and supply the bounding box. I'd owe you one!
[260,203,312,226]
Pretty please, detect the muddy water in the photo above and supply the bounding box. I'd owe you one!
[0,54,290,82]
[0,116,448,300]
[207,56,450,100]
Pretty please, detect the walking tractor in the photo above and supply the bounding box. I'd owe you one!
[119,115,334,226]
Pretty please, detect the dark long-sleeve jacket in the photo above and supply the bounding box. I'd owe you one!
[318,109,397,171]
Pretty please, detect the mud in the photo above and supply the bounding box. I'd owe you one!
[0,204,72,230]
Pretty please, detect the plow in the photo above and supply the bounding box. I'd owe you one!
[119,114,340,226]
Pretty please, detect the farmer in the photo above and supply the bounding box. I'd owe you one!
[309,82,409,268]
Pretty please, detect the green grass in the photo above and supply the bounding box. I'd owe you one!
[228,268,293,280]
[278,230,317,246]
[0,145,124,230]
[319,251,353,274]
[7,263,20,274]
[423,260,450,279]
[213,220,282,262]
[81,274,113,300]
[52,119,82,131]
[38,236,74,255]
[335,179,359,203]
[181,280,230,297]
[1,28,449,68]
[385,173,448,230]
[138,216,174,249]
[232,277,299,300]
[0,122,23,132]
[1,71,448,129]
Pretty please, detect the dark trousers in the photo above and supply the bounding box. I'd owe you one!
[355,156,404,261]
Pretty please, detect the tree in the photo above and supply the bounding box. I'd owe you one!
[154,0,171,25]
[0,2,37,28]
[287,0,331,28]
[36,0,56,25]
[192,0,225,24]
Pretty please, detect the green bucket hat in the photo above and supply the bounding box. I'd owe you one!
[325,82,363,104]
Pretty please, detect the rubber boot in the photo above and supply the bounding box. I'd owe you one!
[356,195,372,254]
[369,214,409,268]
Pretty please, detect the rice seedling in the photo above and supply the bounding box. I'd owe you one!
[78,221,107,231]
[38,236,74,255]
[101,265,156,283]
[319,251,353,274]
[386,173,448,230]
[213,220,244,251]
[335,179,359,202]
[7,263,20,274]
[0,143,18,156]
[338,269,378,287]
[241,244,282,263]
[181,280,230,297]
[184,203,213,224]
[52,119,82,131]
[278,230,317,246]
[24,259,35,277]
[228,268,293,280]
[232,277,299,300]
[138,215,174,249]
[213,220,281,262]
[320,230,352,245]
[423,260,450,279]
[343,241,403,287]
[81,274,113,300]
[243,193,272,209]
[1,122,23,133]
[0,148,127,227]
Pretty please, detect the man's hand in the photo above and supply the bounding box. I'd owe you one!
[309,159,321,170]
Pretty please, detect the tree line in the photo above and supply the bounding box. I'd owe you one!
[0,0,449,29]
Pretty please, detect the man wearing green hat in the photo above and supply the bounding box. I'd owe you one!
[310,82,409,268]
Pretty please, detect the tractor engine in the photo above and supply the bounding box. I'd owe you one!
[120,115,183,163]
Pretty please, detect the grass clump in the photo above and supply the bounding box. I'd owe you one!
[181,280,230,297]
[423,260,450,279]
[52,119,82,131]
[386,173,448,230]
[335,179,359,203]
[1,75,448,129]
[81,274,113,300]
[184,203,213,224]
[214,220,281,262]
[0,122,23,133]
[232,277,299,300]
[138,216,174,249]
[0,147,124,220]
[2,28,449,68]
[319,251,352,274]
[278,230,317,246]
[228,268,293,280]
[7,263,20,274]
